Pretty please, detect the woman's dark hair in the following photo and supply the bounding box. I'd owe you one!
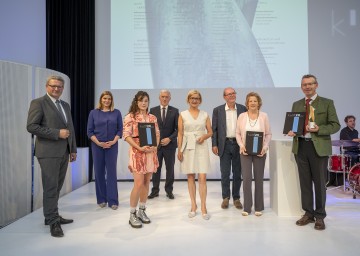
[128,91,150,117]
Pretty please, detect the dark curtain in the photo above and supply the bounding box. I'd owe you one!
[46,0,95,180]
[46,0,94,181]
[46,0,95,149]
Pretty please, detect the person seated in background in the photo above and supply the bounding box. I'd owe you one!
[328,115,360,186]
[340,115,360,160]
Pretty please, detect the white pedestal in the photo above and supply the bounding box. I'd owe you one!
[269,140,303,217]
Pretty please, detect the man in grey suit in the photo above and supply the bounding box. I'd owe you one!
[212,87,247,209]
[27,75,77,237]
[148,90,179,199]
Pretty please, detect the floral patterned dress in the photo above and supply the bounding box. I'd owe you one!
[123,113,160,174]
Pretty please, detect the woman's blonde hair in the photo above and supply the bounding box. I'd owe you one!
[186,89,202,104]
[245,92,262,110]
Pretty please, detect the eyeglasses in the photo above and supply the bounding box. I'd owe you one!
[190,97,200,101]
[301,82,316,87]
[224,92,236,96]
[48,84,64,89]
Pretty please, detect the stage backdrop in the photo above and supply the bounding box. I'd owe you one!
[95,0,360,180]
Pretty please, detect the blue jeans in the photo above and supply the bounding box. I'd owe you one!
[220,140,242,199]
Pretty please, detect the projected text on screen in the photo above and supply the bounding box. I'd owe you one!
[111,0,308,89]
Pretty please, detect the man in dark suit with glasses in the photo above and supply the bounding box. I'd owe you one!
[27,75,77,237]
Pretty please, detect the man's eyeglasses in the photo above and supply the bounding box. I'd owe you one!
[224,92,236,97]
[301,82,316,87]
[48,84,64,89]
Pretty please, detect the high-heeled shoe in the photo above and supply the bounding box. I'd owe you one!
[202,213,210,220]
[188,206,197,218]
[188,211,196,218]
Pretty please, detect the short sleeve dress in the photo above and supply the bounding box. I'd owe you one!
[123,113,160,174]
[179,110,210,174]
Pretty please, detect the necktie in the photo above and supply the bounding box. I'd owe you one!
[162,107,166,123]
[303,98,311,135]
[55,100,67,123]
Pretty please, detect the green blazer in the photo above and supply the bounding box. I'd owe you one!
[291,96,340,156]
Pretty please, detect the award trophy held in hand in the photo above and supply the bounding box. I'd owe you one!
[309,106,316,129]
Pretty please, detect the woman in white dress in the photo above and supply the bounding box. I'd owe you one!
[177,90,213,220]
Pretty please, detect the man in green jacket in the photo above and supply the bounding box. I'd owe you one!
[288,74,340,230]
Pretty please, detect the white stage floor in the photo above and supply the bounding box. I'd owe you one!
[1,181,360,256]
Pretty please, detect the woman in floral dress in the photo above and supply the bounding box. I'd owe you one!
[123,91,160,228]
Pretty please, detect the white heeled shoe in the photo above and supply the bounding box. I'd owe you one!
[188,211,196,218]
[202,213,210,220]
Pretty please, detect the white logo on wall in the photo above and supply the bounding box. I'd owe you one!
[332,9,357,37]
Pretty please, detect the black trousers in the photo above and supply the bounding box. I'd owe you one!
[37,152,69,225]
[151,148,176,194]
[295,139,328,219]
[220,140,241,200]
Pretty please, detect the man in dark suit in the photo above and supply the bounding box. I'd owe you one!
[288,74,340,230]
[212,87,247,209]
[148,90,179,199]
[27,75,77,237]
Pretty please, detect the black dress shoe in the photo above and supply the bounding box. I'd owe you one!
[296,215,315,226]
[148,192,159,199]
[45,216,74,225]
[314,218,326,230]
[166,192,175,199]
[50,222,64,238]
